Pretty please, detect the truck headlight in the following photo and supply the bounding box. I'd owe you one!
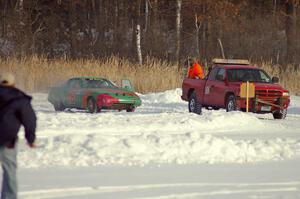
[282,92,290,97]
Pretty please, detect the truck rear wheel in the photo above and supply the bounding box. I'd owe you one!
[226,95,237,112]
[273,109,287,119]
[188,92,202,115]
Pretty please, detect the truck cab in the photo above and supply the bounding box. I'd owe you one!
[181,59,290,119]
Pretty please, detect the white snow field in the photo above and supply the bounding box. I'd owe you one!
[8,89,300,198]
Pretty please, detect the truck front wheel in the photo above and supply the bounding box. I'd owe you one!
[273,109,287,119]
[188,92,202,115]
[226,95,237,112]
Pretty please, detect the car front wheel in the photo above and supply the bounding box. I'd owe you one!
[87,98,98,113]
[126,106,135,112]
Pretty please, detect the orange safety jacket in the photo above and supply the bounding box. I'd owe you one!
[188,63,204,79]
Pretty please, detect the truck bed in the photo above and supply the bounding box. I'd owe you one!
[181,78,206,104]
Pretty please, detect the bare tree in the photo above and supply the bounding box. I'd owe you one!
[273,0,277,15]
[285,0,299,63]
[144,0,149,32]
[175,0,182,66]
[195,14,201,59]
[136,0,143,65]
[1,0,300,66]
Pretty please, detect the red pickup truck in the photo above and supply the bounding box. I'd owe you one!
[181,59,290,119]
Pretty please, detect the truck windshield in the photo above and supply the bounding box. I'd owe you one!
[227,69,272,83]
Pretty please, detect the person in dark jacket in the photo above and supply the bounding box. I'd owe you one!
[0,72,36,199]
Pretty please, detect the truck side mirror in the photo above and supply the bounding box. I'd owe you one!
[272,76,279,83]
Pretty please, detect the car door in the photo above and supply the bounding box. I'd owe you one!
[64,78,81,108]
[75,79,86,109]
[203,68,227,107]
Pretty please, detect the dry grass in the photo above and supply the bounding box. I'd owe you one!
[0,56,181,93]
[0,56,299,95]
[257,62,300,95]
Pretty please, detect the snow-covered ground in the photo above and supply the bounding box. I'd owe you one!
[6,89,300,198]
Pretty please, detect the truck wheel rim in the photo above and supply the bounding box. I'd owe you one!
[228,101,234,111]
[190,99,195,111]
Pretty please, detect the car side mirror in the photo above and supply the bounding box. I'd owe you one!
[272,76,279,83]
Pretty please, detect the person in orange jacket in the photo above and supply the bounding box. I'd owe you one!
[187,58,204,79]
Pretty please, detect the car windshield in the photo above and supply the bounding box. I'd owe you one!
[83,79,118,89]
[227,69,272,83]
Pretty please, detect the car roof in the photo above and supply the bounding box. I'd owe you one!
[214,65,259,70]
[73,77,106,80]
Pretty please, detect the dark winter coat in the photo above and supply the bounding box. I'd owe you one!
[0,86,36,147]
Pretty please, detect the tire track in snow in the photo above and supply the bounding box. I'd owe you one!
[20,182,300,199]
[130,188,299,199]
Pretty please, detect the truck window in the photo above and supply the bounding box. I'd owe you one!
[259,70,271,83]
[215,68,226,81]
[208,68,225,81]
[208,68,219,80]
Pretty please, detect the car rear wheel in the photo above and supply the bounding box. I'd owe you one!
[188,92,202,115]
[87,98,98,113]
[226,95,237,112]
[273,109,287,119]
[53,101,64,111]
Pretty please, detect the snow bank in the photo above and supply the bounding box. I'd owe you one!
[140,88,183,104]
[288,96,300,116]
[18,132,300,168]
[17,90,300,168]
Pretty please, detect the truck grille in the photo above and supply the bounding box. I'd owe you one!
[255,90,282,103]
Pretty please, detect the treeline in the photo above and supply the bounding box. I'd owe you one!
[1,0,300,68]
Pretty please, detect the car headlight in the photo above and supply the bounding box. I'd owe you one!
[282,92,290,97]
